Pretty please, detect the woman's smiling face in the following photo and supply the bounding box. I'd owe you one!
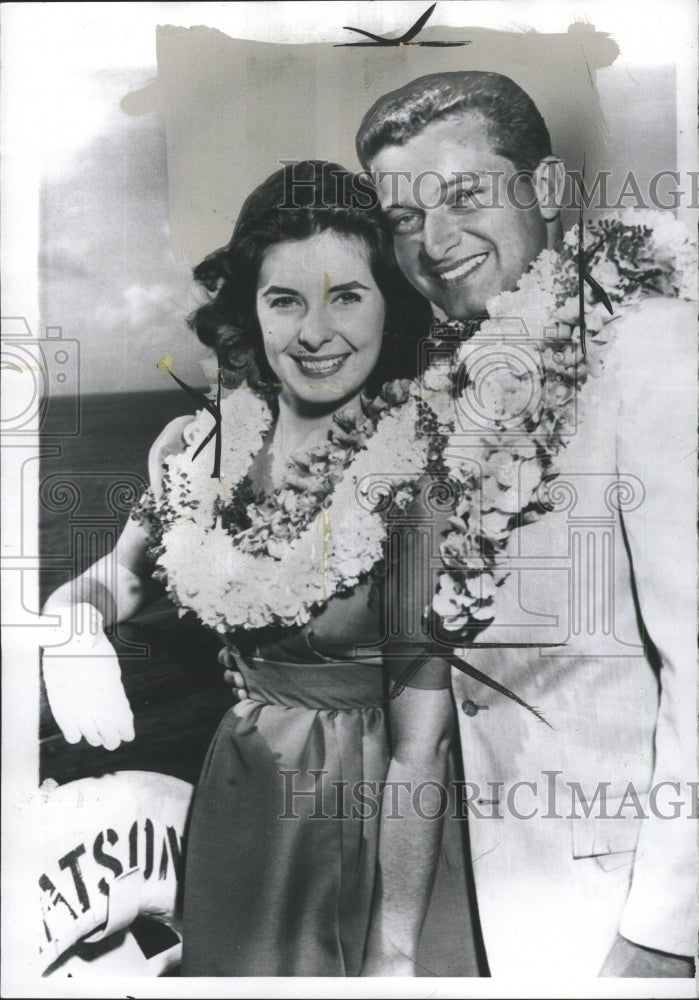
[256,230,386,412]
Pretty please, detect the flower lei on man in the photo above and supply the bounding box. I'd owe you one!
[421,209,697,639]
[134,209,695,712]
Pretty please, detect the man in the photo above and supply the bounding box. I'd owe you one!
[350,71,696,978]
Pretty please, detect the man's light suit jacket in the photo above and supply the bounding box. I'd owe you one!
[441,296,696,977]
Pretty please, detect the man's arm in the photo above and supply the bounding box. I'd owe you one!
[361,678,454,975]
[362,472,456,974]
[607,297,697,971]
[600,935,694,977]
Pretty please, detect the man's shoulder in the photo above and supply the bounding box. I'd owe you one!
[613,293,695,330]
[607,295,695,385]
[605,296,697,458]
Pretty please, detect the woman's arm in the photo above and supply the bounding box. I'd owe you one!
[41,416,191,749]
[362,675,455,975]
[40,518,156,750]
[42,516,160,624]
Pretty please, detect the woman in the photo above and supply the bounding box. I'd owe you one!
[42,161,458,976]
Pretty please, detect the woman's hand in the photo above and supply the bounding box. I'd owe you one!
[41,605,135,751]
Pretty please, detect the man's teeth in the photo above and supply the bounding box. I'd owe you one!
[439,253,488,281]
[296,356,345,372]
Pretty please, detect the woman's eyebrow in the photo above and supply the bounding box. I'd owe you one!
[262,285,299,296]
[328,280,370,293]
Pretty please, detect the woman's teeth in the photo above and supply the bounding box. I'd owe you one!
[294,355,347,375]
[438,252,488,282]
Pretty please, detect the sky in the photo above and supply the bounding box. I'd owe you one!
[39,68,208,396]
[5,0,697,396]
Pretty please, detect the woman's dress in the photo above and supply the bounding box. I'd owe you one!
[139,420,480,977]
[180,571,458,976]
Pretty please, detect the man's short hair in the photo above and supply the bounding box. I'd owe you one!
[356,71,552,173]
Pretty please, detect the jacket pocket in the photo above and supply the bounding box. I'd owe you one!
[571,792,647,871]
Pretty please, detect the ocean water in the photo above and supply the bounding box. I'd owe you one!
[40,390,194,602]
[39,390,229,785]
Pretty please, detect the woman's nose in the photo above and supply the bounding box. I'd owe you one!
[297,308,335,351]
[421,209,461,262]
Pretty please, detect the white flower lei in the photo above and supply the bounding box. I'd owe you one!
[427,209,698,632]
[136,383,430,633]
[134,210,696,642]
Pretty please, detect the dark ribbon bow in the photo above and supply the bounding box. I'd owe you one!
[577,158,614,356]
[160,361,223,479]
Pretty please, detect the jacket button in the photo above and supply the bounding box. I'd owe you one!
[461,699,480,717]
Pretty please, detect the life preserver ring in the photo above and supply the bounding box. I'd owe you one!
[38,771,193,976]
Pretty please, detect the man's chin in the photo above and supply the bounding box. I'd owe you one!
[434,290,488,323]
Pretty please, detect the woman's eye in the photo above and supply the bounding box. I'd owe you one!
[333,292,361,305]
[390,213,423,235]
[269,296,298,309]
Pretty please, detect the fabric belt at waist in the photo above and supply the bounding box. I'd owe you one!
[236,655,386,710]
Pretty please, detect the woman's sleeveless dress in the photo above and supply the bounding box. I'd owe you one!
[181,578,391,976]
[180,572,478,976]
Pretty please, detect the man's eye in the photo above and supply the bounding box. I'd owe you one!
[333,292,361,305]
[390,213,423,235]
[452,189,485,209]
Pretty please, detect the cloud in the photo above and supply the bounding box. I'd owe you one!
[93,279,204,338]
[37,69,213,394]
[86,277,210,390]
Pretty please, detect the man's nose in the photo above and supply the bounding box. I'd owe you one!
[421,209,461,262]
[297,307,335,351]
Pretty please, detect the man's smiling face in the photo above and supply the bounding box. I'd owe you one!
[370,113,548,321]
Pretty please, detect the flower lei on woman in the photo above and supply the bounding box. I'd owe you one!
[134,379,435,632]
[134,210,696,655]
[423,209,697,634]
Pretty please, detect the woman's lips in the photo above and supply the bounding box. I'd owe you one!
[292,354,350,378]
[432,251,489,283]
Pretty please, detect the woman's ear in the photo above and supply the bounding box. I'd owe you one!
[532,157,566,222]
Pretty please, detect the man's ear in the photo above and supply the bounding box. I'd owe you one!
[532,157,566,222]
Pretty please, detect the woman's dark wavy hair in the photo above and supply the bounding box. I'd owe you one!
[188,160,431,396]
